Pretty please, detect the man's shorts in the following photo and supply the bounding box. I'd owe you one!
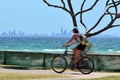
[76,44,86,50]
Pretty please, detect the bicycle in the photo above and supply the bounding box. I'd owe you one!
[51,46,94,74]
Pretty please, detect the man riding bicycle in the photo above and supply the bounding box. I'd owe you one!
[63,28,90,70]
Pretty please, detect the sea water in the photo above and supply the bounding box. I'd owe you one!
[0,37,120,54]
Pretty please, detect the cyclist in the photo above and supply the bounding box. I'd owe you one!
[63,28,87,70]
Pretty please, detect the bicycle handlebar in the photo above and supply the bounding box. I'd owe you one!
[63,46,73,55]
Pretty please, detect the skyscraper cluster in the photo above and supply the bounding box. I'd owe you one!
[0,28,72,37]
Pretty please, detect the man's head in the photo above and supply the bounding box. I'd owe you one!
[72,28,79,33]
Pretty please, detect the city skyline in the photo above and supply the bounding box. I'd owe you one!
[0,27,72,37]
[0,28,119,38]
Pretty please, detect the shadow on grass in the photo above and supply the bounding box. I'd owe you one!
[0,65,48,70]
[2,66,30,70]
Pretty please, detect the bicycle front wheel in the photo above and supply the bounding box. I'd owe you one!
[78,57,94,74]
[51,55,68,73]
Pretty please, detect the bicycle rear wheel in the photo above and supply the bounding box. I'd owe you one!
[51,56,68,73]
[78,57,94,74]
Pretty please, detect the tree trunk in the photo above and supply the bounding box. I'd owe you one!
[71,15,77,27]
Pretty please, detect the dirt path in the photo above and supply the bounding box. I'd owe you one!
[0,68,120,80]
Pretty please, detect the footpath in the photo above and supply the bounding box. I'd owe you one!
[0,67,120,80]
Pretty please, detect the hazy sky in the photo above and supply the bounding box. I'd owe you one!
[0,0,120,36]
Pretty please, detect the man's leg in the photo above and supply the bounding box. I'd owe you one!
[73,49,81,69]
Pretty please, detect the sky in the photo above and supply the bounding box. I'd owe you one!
[0,0,120,37]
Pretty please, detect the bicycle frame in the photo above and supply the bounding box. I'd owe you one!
[63,46,87,67]
[64,46,87,58]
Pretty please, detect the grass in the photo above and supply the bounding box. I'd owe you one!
[0,72,120,80]
[0,72,71,80]
[84,76,120,80]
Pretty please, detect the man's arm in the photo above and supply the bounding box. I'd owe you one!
[63,35,77,46]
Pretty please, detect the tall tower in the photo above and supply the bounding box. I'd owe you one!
[61,27,63,35]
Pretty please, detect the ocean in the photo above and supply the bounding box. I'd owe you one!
[0,37,120,54]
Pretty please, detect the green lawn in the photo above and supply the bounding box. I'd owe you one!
[0,72,71,80]
[84,76,120,80]
[0,72,120,80]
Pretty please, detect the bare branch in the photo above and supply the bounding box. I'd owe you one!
[106,8,114,20]
[43,0,59,7]
[106,0,110,6]
[105,0,120,16]
[86,18,117,37]
[108,0,120,5]
[80,0,88,32]
[117,13,120,18]
[67,0,77,27]
[75,0,99,16]
[88,0,120,33]
[112,0,118,15]
[87,0,120,34]
[105,0,111,14]
[87,13,106,33]
[43,0,120,37]
[67,0,74,16]
[43,0,71,14]
[111,24,120,27]
[61,0,65,8]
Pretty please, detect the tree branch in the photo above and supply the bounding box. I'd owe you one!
[88,0,120,33]
[86,18,116,37]
[67,0,74,15]
[67,0,77,27]
[86,0,120,37]
[80,0,88,32]
[87,13,106,33]
[43,0,120,38]
[117,13,120,18]
[112,0,118,16]
[108,0,120,5]
[105,0,120,16]
[75,0,99,16]
[111,24,120,27]
[43,0,71,14]
[61,0,65,8]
